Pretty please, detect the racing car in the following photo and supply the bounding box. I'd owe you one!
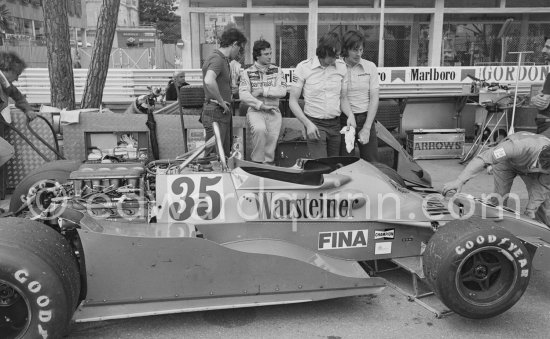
[1,122,550,339]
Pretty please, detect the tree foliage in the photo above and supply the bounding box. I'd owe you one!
[81,0,121,108]
[0,4,10,33]
[139,0,177,25]
[139,0,180,44]
[42,0,75,109]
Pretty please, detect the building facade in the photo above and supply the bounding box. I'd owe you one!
[179,0,550,68]
[85,0,150,48]
[1,0,86,47]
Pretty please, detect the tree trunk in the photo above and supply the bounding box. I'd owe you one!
[81,0,121,109]
[42,0,75,109]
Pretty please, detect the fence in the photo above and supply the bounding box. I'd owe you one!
[1,42,180,69]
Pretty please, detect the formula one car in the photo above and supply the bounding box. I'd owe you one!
[1,123,550,339]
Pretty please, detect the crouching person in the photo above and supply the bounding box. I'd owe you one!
[443,132,550,225]
[239,39,287,164]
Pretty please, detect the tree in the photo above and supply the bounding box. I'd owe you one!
[139,0,180,44]
[42,0,75,109]
[81,0,121,109]
[139,0,177,25]
[0,4,10,33]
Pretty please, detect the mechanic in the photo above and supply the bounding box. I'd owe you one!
[0,51,37,168]
[442,131,550,225]
[340,30,380,162]
[239,39,287,164]
[530,36,550,137]
[165,71,189,101]
[289,32,355,158]
[201,28,247,157]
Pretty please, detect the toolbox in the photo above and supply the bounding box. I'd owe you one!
[406,128,465,160]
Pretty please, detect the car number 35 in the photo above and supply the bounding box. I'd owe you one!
[168,175,224,221]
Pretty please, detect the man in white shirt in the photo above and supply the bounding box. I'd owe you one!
[289,32,355,159]
[340,30,380,161]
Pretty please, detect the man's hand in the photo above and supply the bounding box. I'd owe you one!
[25,110,37,121]
[260,103,278,112]
[346,114,356,129]
[531,93,550,110]
[305,121,320,140]
[442,179,464,196]
[221,101,232,115]
[524,209,536,220]
[358,127,370,144]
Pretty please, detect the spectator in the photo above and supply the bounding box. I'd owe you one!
[340,30,380,162]
[0,51,37,168]
[239,39,287,164]
[165,71,189,101]
[201,28,247,157]
[289,32,355,159]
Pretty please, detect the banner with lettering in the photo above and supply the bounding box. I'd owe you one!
[281,66,548,86]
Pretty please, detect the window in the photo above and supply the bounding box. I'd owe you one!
[507,0,548,7]
[445,0,499,8]
[68,0,74,16]
[74,0,82,17]
[385,0,434,7]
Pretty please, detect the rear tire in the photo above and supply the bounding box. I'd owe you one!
[423,218,531,319]
[0,218,81,338]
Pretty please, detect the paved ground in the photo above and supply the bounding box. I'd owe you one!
[3,159,548,338]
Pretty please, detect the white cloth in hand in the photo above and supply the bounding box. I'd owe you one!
[340,126,356,153]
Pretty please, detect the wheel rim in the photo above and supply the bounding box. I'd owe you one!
[0,279,31,339]
[455,246,517,306]
[23,179,66,220]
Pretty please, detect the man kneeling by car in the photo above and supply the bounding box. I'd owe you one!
[443,131,550,225]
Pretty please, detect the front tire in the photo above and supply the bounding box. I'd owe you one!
[9,160,80,214]
[0,218,81,338]
[423,218,531,319]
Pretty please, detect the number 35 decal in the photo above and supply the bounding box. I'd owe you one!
[168,175,223,221]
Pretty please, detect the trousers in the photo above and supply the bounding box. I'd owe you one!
[247,109,282,163]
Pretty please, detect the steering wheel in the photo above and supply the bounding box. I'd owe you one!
[177,122,227,171]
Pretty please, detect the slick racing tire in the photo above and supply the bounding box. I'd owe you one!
[423,218,531,319]
[9,160,81,214]
[372,162,407,187]
[0,218,81,339]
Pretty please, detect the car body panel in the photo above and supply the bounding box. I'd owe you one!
[73,227,385,322]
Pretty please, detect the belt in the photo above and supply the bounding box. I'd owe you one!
[205,99,231,105]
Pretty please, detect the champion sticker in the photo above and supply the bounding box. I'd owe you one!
[375,242,392,255]
[318,230,368,250]
[493,148,506,159]
[374,229,395,240]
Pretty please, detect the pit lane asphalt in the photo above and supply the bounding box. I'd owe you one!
[61,159,547,337]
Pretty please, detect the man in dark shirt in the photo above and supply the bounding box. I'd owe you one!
[201,28,247,157]
[1,52,37,167]
[165,71,189,101]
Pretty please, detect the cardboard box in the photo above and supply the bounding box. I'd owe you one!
[406,129,465,160]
